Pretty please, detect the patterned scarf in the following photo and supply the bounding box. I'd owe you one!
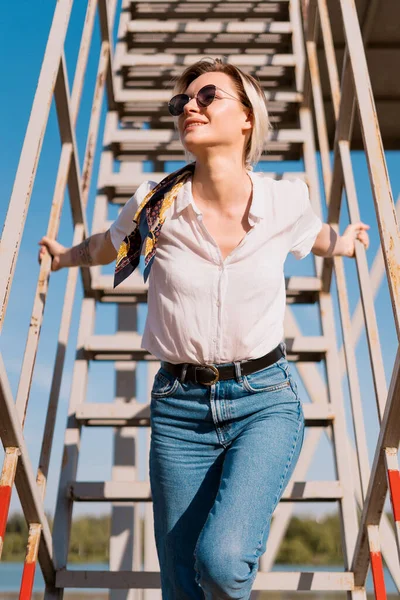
[114,162,196,288]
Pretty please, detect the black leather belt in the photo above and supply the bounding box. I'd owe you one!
[161,344,284,386]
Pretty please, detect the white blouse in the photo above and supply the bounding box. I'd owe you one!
[110,170,323,365]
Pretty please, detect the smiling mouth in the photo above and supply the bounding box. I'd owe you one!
[184,123,207,132]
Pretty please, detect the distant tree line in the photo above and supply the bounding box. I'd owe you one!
[3,511,392,565]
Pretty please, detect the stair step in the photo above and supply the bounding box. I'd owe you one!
[76,401,150,425]
[121,59,295,89]
[125,30,291,52]
[119,109,298,130]
[119,52,297,67]
[114,151,302,162]
[75,402,335,427]
[101,171,307,202]
[92,275,321,304]
[56,568,354,591]
[110,127,305,147]
[68,480,342,502]
[109,128,305,160]
[116,88,302,106]
[126,20,293,34]
[92,272,148,302]
[130,1,290,20]
[118,90,301,132]
[83,335,328,361]
[122,67,293,88]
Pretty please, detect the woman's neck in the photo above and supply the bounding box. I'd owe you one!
[192,157,252,213]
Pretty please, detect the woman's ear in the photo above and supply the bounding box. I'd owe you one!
[243,109,253,131]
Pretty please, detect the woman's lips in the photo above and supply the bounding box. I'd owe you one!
[184,123,207,133]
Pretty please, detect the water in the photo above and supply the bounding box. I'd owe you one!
[0,562,398,597]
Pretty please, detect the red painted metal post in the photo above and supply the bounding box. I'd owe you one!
[0,448,19,558]
[387,469,400,522]
[368,525,387,600]
[19,524,41,600]
[385,448,400,559]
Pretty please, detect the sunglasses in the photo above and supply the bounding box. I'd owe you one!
[168,84,249,117]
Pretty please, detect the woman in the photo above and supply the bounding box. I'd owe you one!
[39,58,369,599]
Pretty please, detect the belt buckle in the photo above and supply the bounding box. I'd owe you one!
[201,364,220,386]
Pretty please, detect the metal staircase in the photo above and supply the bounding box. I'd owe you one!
[1,0,400,599]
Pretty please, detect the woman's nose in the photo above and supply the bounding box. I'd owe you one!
[183,96,200,115]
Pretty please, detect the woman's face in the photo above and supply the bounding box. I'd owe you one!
[176,71,252,160]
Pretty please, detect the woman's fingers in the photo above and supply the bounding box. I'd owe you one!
[38,246,48,264]
[38,237,54,266]
[355,227,370,250]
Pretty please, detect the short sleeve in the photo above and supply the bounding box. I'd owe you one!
[289,180,323,260]
[109,180,158,251]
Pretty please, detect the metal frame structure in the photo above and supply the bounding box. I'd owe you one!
[0,0,117,595]
[0,0,399,598]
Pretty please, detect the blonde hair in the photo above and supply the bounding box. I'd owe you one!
[170,57,274,170]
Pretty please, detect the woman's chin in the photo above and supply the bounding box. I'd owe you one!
[183,138,209,154]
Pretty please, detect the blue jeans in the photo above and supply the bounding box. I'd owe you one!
[149,342,305,600]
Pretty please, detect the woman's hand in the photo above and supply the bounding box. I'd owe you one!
[38,231,117,270]
[340,222,370,257]
[312,221,370,258]
[38,236,66,271]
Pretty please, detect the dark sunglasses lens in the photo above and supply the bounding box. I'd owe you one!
[168,94,189,116]
[197,85,216,107]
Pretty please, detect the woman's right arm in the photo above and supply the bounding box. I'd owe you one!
[38,229,117,271]
[38,180,157,272]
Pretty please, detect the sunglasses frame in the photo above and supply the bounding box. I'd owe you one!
[168,84,248,117]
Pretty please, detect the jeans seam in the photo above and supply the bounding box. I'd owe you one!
[225,397,233,421]
[253,414,303,559]
[289,374,300,401]
[193,516,210,588]
[242,361,289,394]
[151,377,180,398]
[243,378,290,394]
[221,383,233,422]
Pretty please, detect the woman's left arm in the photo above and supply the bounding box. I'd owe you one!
[311,221,370,258]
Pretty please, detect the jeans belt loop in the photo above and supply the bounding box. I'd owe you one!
[234,360,243,383]
[180,363,189,383]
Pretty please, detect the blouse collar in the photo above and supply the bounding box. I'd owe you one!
[174,169,266,222]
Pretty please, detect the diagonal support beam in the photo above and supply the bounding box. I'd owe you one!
[0,354,55,585]
[352,347,400,585]
[0,0,74,333]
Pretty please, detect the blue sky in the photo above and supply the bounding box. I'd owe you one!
[1,0,399,528]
